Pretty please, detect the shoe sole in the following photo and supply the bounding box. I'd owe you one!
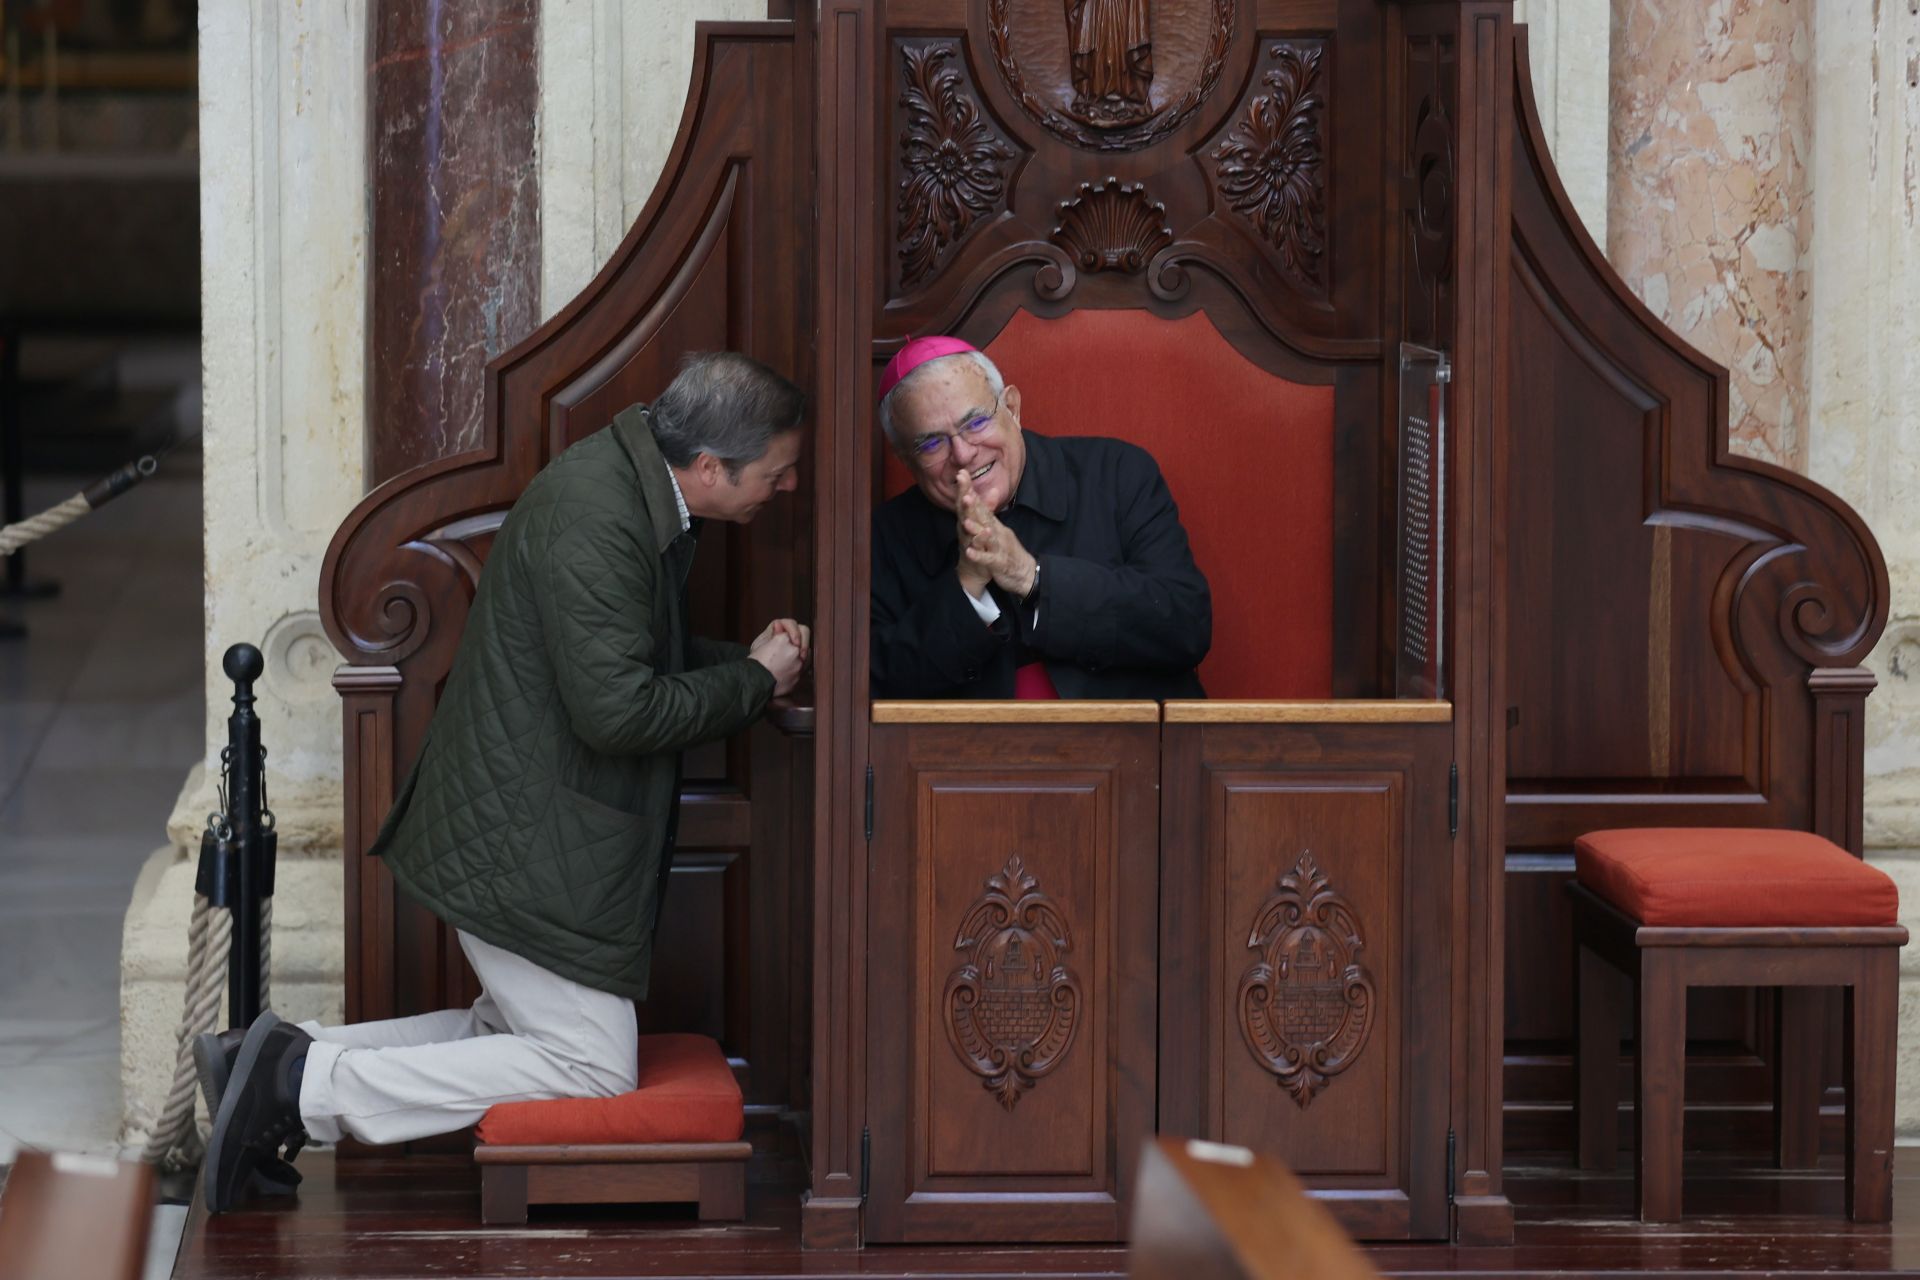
[201,1013,283,1214]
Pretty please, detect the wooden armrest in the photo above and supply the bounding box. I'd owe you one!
[871,700,1159,724]
[768,697,814,737]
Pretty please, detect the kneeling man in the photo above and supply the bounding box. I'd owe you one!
[199,352,811,1211]
[871,336,1210,699]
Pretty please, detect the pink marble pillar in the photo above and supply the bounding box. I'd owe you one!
[369,0,541,485]
[1608,0,1812,469]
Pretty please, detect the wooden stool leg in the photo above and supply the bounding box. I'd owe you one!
[1635,954,1686,1223]
[1576,944,1625,1171]
[698,1161,746,1221]
[1774,985,1823,1169]
[1845,953,1897,1223]
[481,1165,529,1225]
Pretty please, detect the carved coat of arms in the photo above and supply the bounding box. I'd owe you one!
[943,855,1082,1110]
[1238,851,1377,1107]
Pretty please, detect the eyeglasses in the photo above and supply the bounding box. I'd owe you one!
[909,392,1002,460]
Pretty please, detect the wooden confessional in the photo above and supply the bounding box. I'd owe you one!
[319,0,1888,1251]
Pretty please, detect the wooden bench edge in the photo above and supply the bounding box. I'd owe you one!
[474,1140,752,1166]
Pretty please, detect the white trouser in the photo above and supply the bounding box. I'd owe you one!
[297,930,639,1146]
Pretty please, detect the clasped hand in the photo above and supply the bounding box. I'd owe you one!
[954,469,1037,601]
[749,618,810,696]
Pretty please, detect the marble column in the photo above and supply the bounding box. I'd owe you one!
[1608,0,1813,469]
[369,0,541,483]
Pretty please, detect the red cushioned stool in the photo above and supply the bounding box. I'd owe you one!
[1570,829,1905,1223]
[473,1033,748,1224]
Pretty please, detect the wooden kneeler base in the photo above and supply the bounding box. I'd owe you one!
[474,1141,751,1224]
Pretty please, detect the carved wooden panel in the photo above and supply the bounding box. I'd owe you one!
[895,41,1016,292]
[1238,851,1378,1107]
[1160,721,1451,1241]
[1209,41,1329,293]
[1400,28,1456,348]
[866,721,1158,1243]
[944,854,1084,1109]
[988,0,1236,151]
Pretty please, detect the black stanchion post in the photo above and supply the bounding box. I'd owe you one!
[224,643,266,1027]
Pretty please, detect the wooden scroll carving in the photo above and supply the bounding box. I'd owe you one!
[1238,852,1377,1107]
[1411,89,1455,288]
[1050,177,1172,274]
[1211,43,1328,291]
[943,855,1083,1111]
[898,43,1014,289]
[988,0,1235,151]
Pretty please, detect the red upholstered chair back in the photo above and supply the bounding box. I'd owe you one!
[881,309,1334,698]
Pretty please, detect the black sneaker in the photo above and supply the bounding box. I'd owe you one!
[192,1016,303,1190]
[202,1013,314,1213]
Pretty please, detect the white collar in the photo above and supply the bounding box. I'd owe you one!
[664,461,691,533]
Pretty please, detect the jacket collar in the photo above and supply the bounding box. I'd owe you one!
[1006,428,1069,523]
[611,404,691,556]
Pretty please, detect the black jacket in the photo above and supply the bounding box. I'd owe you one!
[871,430,1210,699]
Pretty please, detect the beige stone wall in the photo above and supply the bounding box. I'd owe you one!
[1513,0,1610,246]
[123,0,368,1145]
[1608,0,1814,469]
[539,0,769,318]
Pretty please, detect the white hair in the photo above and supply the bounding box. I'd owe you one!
[877,349,1005,452]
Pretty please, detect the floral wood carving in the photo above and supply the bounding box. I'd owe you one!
[898,43,1015,289]
[1238,851,1376,1107]
[1211,43,1328,291]
[989,0,1234,152]
[944,854,1083,1111]
[1051,177,1173,274]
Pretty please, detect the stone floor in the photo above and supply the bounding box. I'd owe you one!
[0,336,203,1277]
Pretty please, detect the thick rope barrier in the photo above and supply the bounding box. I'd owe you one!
[0,493,89,555]
[140,895,274,1171]
[143,897,230,1169]
[1,448,171,557]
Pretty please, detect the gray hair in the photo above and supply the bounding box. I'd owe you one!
[877,349,1005,452]
[649,351,806,477]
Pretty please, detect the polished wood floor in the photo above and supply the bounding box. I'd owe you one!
[173,1141,1920,1279]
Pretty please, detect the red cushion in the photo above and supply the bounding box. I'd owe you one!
[475,1033,743,1147]
[882,309,1335,699]
[1574,828,1900,927]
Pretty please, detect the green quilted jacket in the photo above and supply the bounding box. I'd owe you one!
[368,406,776,998]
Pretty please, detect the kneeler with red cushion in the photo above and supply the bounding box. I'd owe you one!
[473,1032,748,1224]
[1569,829,1905,1223]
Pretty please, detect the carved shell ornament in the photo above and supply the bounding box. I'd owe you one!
[989,0,1235,152]
[1238,851,1376,1107]
[1051,177,1173,274]
[944,855,1083,1110]
[1211,43,1328,290]
[898,44,1015,288]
